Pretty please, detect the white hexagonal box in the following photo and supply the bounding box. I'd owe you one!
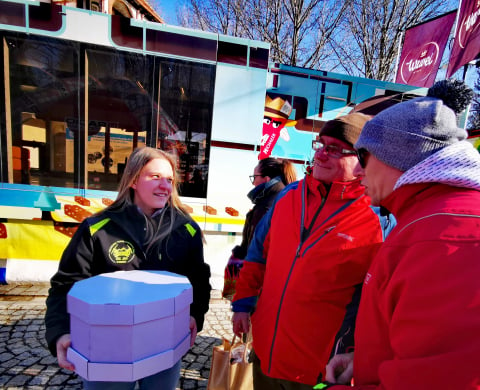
[66,270,193,382]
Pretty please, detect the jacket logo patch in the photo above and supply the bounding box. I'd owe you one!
[337,232,354,241]
[364,272,372,285]
[108,241,135,264]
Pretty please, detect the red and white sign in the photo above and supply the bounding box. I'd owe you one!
[396,11,456,87]
[447,0,480,78]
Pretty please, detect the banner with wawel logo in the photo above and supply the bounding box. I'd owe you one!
[447,0,480,78]
[396,11,456,87]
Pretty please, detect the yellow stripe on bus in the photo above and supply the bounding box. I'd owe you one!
[191,215,245,225]
[0,220,70,260]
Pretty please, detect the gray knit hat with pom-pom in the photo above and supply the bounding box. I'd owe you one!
[355,79,474,172]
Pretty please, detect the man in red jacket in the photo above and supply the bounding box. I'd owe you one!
[323,80,480,390]
[232,112,394,389]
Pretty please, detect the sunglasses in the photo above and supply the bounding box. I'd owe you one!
[356,148,369,168]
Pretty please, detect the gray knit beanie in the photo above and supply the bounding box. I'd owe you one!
[355,80,474,172]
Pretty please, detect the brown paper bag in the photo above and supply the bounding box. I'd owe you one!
[207,335,253,390]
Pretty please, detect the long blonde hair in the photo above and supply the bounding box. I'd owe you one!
[107,147,192,248]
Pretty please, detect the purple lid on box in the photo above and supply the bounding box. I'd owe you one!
[67,270,193,325]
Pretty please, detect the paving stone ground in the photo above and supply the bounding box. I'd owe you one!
[0,283,234,389]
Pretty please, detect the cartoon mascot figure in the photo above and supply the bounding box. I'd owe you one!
[259,95,297,160]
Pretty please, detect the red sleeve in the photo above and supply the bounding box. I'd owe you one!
[232,260,265,303]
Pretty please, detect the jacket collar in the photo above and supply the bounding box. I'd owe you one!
[306,174,366,200]
[247,176,284,204]
[104,204,189,233]
[381,183,440,219]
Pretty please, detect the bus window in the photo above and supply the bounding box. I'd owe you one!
[84,50,215,195]
[85,49,152,190]
[7,35,78,187]
[3,32,215,197]
[158,61,215,198]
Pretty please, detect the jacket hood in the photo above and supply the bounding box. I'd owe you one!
[394,141,480,191]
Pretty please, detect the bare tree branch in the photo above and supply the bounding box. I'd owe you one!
[177,0,456,79]
[333,0,454,80]
[178,0,351,68]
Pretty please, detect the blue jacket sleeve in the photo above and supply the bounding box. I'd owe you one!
[231,183,297,313]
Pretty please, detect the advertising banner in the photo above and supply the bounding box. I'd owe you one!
[260,95,297,160]
[396,11,456,87]
[447,0,480,78]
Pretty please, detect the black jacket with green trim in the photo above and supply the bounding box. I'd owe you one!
[45,205,211,356]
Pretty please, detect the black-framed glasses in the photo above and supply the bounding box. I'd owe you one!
[312,141,357,158]
[249,174,263,183]
[356,148,369,168]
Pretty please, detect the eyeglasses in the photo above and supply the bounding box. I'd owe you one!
[249,175,263,183]
[312,141,357,158]
[356,148,369,168]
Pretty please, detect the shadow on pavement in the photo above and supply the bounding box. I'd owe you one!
[0,286,233,389]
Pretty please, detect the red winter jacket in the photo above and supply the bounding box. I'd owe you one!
[232,175,391,385]
[331,183,480,390]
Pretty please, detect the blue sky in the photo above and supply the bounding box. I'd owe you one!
[152,0,182,25]
[149,1,477,92]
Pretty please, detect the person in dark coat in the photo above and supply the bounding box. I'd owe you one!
[222,157,296,300]
[45,147,211,390]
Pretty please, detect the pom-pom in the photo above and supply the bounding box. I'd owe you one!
[427,79,473,114]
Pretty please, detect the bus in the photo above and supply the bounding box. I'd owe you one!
[0,0,426,285]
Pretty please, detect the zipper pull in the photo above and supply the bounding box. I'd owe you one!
[325,226,336,234]
[296,244,301,257]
